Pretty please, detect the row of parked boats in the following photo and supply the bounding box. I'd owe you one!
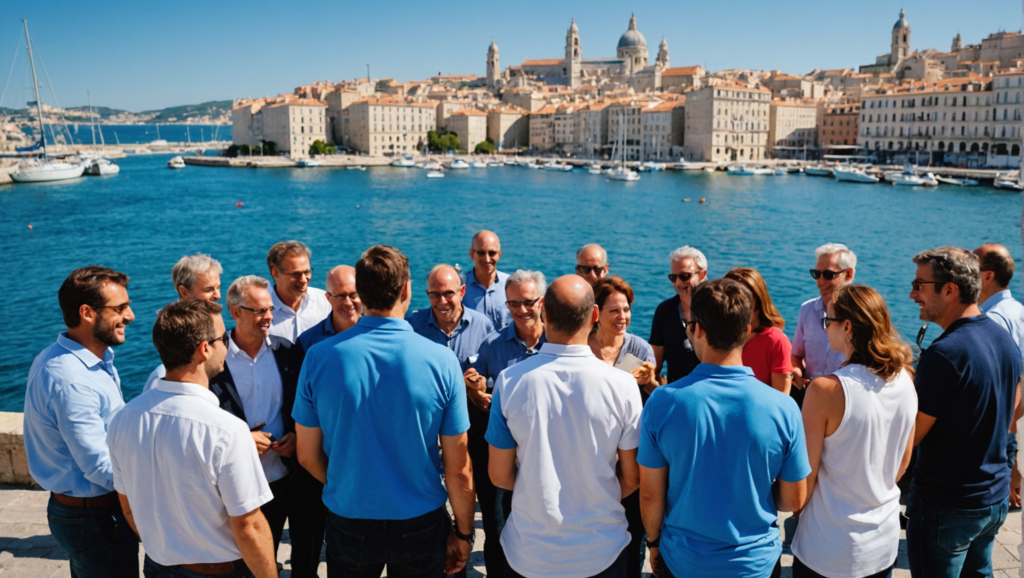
[723,162,1023,191]
[387,156,662,181]
[10,152,121,183]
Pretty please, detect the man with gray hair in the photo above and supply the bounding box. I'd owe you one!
[407,264,495,371]
[791,243,856,393]
[266,241,332,344]
[649,246,708,383]
[576,244,610,286]
[906,246,1020,577]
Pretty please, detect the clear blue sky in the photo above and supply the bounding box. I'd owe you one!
[3,0,1020,112]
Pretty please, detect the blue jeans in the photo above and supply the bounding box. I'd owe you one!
[143,555,254,578]
[47,494,139,578]
[325,506,451,578]
[906,495,1009,578]
[504,546,628,578]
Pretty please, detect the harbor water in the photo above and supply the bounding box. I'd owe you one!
[0,155,1020,411]
[28,123,231,146]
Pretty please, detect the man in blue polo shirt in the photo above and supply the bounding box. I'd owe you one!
[908,246,1020,578]
[464,230,512,329]
[639,279,810,578]
[407,264,494,371]
[293,245,476,577]
[297,264,362,353]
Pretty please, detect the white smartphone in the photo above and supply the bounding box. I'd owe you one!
[615,353,645,374]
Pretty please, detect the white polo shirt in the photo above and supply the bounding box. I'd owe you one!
[485,343,643,578]
[269,286,332,344]
[225,334,288,482]
[107,379,273,566]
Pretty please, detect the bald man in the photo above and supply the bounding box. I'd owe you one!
[487,275,643,578]
[298,265,362,352]
[576,244,610,285]
[407,264,495,371]
[465,230,513,328]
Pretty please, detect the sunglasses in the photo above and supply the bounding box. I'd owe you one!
[280,268,313,281]
[821,313,843,331]
[92,301,132,315]
[576,265,605,276]
[668,272,699,283]
[506,298,541,309]
[473,249,500,258]
[809,269,848,281]
[911,280,943,292]
[427,289,461,301]
[237,305,275,316]
[327,291,359,302]
[208,332,230,346]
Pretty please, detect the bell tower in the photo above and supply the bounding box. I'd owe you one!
[487,39,500,92]
[565,17,581,89]
[890,9,911,65]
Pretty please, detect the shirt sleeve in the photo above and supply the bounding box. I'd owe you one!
[53,382,115,492]
[440,355,471,436]
[107,416,124,494]
[779,403,812,482]
[648,304,665,347]
[638,337,656,365]
[770,331,794,375]
[618,380,643,451]
[485,380,517,450]
[637,398,668,469]
[915,350,960,418]
[216,424,274,517]
[791,306,807,358]
[290,354,320,428]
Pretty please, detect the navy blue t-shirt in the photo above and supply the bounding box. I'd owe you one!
[649,295,701,383]
[911,314,1021,509]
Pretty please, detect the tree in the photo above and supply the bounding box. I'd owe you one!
[261,140,278,156]
[443,134,461,152]
[474,138,496,154]
[309,139,327,156]
[239,144,250,155]
[224,144,240,157]
[252,145,262,155]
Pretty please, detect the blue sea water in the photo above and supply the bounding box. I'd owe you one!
[27,123,231,145]
[0,156,1020,411]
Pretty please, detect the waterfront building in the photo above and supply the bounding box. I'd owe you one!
[436,100,480,130]
[682,83,771,162]
[818,102,861,158]
[486,108,529,150]
[607,100,648,161]
[345,97,437,156]
[990,68,1023,167]
[232,97,327,155]
[660,65,706,92]
[552,105,577,150]
[767,98,818,159]
[641,100,682,160]
[447,108,488,152]
[529,105,556,151]
[578,100,613,157]
[326,88,367,150]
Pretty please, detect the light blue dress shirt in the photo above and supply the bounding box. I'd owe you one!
[464,268,512,329]
[792,297,846,379]
[24,333,125,497]
[471,323,547,385]
[981,289,1024,370]
[406,306,495,371]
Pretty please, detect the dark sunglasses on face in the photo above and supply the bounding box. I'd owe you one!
[821,312,843,331]
[668,272,698,283]
[92,301,131,315]
[576,265,605,276]
[208,332,230,346]
[911,280,943,292]
[427,290,461,301]
[809,269,848,281]
[473,249,499,258]
[506,298,541,309]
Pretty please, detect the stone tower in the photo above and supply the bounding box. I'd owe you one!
[952,32,962,52]
[565,17,581,89]
[656,36,669,70]
[890,9,911,65]
[616,12,649,76]
[487,39,500,92]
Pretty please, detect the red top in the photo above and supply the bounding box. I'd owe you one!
[742,326,793,386]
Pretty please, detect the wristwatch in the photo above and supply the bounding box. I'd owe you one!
[453,525,476,546]
[645,536,660,549]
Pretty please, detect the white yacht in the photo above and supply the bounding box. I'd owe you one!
[167,156,186,169]
[83,158,120,176]
[994,176,1023,191]
[892,172,938,186]
[727,165,773,175]
[426,168,445,178]
[471,161,488,168]
[676,161,705,171]
[449,159,470,169]
[608,166,640,181]
[832,166,880,184]
[296,159,320,167]
[542,161,573,172]
[346,166,366,171]
[934,176,978,186]
[805,165,833,177]
[390,156,416,167]
[639,161,664,172]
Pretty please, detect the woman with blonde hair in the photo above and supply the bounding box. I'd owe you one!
[724,267,793,394]
[790,284,917,578]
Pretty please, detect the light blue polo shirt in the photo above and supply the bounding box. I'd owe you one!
[406,306,495,371]
[292,315,470,520]
[464,268,512,329]
[638,364,810,578]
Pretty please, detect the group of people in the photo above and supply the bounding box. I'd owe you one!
[21,231,1024,578]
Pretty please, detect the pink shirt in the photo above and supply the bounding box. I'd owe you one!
[742,326,793,385]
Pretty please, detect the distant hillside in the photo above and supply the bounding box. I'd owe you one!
[63,106,128,121]
[141,100,232,122]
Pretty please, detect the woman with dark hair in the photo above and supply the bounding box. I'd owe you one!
[790,284,917,578]
[724,267,794,394]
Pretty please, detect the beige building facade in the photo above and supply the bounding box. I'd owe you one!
[529,105,556,151]
[767,99,817,159]
[683,84,771,162]
[346,97,437,156]
[487,109,529,149]
[447,109,488,152]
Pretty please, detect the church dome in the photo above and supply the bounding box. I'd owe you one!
[893,9,909,30]
[617,12,647,49]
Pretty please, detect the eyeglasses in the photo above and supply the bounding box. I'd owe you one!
[427,289,462,301]
[472,249,500,259]
[576,265,605,276]
[280,268,313,281]
[686,317,700,332]
[911,280,944,292]
[208,332,230,346]
[237,305,275,316]
[506,298,541,309]
[809,269,848,281]
[91,301,131,315]
[668,272,699,283]
[327,291,359,302]
[821,312,844,331]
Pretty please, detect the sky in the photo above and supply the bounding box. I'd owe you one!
[2,0,1021,112]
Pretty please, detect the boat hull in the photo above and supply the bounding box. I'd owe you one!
[833,169,879,183]
[11,163,85,183]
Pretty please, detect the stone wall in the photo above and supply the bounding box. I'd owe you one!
[0,412,32,486]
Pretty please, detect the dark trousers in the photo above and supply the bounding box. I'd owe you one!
[792,557,893,578]
[325,505,451,578]
[464,423,510,578]
[621,490,646,578]
[289,466,328,577]
[143,555,253,578]
[262,476,293,555]
[906,494,1009,578]
[47,494,139,578]
[505,546,628,578]
[660,555,781,578]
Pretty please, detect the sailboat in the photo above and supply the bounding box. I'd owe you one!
[608,111,640,181]
[10,21,85,184]
[151,123,167,146]
[81,91,119,176]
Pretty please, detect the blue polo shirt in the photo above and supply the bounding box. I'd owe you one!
[292,316,470,520]
[464,268,512,329]
[298,313,337,353]
[471,323,547,384]
[638,364,810,578]
[406,307,495,371]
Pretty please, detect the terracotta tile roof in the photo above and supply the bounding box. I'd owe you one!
[450,108,487,117]
[646,101,680,112]
[522,58,563,67]
[995,68,1024,76]
[265,98,327,109]
[532,105,558,115]
[663,66,703,77]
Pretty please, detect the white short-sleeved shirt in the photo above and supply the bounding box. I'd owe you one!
[269,286,332,344]
[107,379,273,566]
[486,343,643,578]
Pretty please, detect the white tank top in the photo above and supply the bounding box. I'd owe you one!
[791,364,917,578]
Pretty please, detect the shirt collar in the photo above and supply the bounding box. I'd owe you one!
[357,315,414,331]
[539,342,595,357]
[689,363,756,379]
[427,307,469,331]
[228,332,270,361]
[56,332,112,369]
[270,285,306,317]
[467,268,506,290]
[320,313,336,337]
[981,289,1014,312]
[153,379,221,406]
[505,322,546,346]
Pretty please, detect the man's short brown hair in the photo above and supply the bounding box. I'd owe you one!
[266,241,312,273]
[153,299,223,371]
[356,245,410,311]
[58,266,130,328]
[690,279,753,352]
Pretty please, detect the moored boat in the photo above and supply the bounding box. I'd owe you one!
[805,165,833,177]
[167,156,186,169]
[449,159,470,169]
[934,176,978,186]
[11,160,86,183]
[390,156,416,167]
[832,166,879,184]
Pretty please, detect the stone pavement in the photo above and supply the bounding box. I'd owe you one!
[0,487,1020,577]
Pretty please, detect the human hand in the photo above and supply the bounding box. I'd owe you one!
[464,368,487,392]
[792,367,806,390]
[271,432,296,458]
[649,546,662,577]
[251,431,272,455]
[1011,466,1021,508]
[632,362,657,387]
[468,388,492,412]
[444,529,471,574]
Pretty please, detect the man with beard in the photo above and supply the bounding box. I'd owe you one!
[267,241,332,344]
[107,299,278,578]
[407,264,495,371]
[649,247,708,384]
[465,230,512,329]
[24,266,140,578]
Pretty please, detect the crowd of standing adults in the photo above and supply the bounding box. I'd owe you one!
[21,233,1024,578]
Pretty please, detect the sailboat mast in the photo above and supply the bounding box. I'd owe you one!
[88,90,96,146]
[23,20,46,158]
